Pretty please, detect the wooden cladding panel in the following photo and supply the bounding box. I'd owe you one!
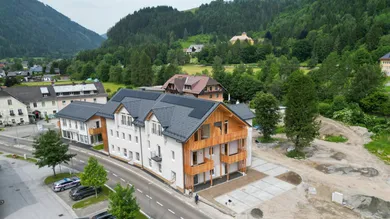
[220,151,247,164]
[184,158,214,176]
[88,127,103,135]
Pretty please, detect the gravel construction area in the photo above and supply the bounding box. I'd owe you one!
[247,116,390,219]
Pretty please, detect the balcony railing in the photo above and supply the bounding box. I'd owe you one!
[220,150,247,164]
[88,127,103,135]
[191,130,247,151]
[151,151,162,162]
[184,158,214,176]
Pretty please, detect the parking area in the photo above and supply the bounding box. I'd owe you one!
[0,156,76,219]
[214,157,297,214]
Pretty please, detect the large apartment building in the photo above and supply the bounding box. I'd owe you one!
[162,74,225,102]
[57,89,254,193]
[0,82,107,125]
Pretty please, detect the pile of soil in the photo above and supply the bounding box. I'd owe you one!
[276,171,302,185]
[345,195,390,219]
[315,164,379,177]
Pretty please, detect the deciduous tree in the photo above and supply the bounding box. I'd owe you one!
[252,92,280,140]
[80,157,107,198]
[108,184,140,219]
[33,130,75,176]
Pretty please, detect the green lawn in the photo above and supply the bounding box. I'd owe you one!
[21,80,84,86]
[93,144,104,150]
[135,211,148,219]
[44,173,80,185]
[72,186,110,209]
[275,126,285,134]
[365,133,390,164]
[181,64,261,75]
[286,150,306,159]
[5,154,37,163]
[178,34,211,48]
[0,151,3,155]
[324,135,348,143]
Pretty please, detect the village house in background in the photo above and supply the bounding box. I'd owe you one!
[230,32,254,45]
[380,53,390,76]
[0,82,107,126]
[56,89,254,193]
[162,74,226,102]
[186,44,204,55]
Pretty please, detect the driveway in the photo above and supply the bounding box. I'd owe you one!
[214,157,297,214]
[0,155,76,219]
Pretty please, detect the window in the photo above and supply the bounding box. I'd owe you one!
[127,116,132,126]
[194,131,199,141]
[52,101,55,106]
[42,102,45,107]
[128,134,131,141]
[93,98,97,103]
[214,121,222,134]
[62,130,67,137]
[121,114,126,125]
[53,110,57,114]
[80,122,85,131]
[129,151,133,159]
[122,132,125,139]
[209,94,212,99]
[20,118,24,123]
[33,102,37,107]
[209,86,212,91]
[111,145,115,151]
[69,120,72,128]
[216,93,219,98]
[152,123,157,134]
[158,163,162,173]
[136,152,140,161]
[75,122,78,129]
[171,171,176,182]
[18,109,23,115]
[200,124,210,140]
[210,147,214,156]
[9,110,14,116]
[11,119,15,124]
[7,99,12,105]
[110,129,113,136]
[224,120,228,134]
[70,100,74,103]
[123,148,127,157]
[117,147,120,153]
[62,100,66,104]
[149,159,152,167]
[148,140,150,149]
[211,168,215,176]
[62,118,67,126]
[136,136,139,143]
[116,131,119,138]
[172,151,175,160]
[158,124,162,136]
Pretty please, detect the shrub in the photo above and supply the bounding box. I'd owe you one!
[106,88,112,93]
[318,102,332,117]
[331,95,349,112]
[286,150,306,159]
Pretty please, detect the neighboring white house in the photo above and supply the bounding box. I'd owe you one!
[0,90,29,125]
[186,44,204,54]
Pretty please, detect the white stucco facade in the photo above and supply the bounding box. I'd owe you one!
[0,96,29,125]
[60,118,103,145]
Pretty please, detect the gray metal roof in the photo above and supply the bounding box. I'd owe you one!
[228,104,255,120]
[56,101,104,122]
[381,52,390,59]
[53,84,97,93]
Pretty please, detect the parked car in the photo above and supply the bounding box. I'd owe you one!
[69,186,102,201]
[91,211,116,219]
[52,177,80,192]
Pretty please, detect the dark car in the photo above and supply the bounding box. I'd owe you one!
[69,186,102,201]
[52,177,81,192]
[91,211,116,219]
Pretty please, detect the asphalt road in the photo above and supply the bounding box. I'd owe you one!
[0,135,209,219]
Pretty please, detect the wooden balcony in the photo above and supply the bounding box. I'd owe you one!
[89,127,103,135]
[184,158,214,176]
[220,150,247,164]
[191,130,247,151]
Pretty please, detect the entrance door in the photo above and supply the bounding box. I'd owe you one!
[96,121,100,128]
[193,152,197,165]
[194,175,199,185]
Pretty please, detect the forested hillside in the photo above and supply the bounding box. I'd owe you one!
[106,0,298,46]
[0,0,104,58]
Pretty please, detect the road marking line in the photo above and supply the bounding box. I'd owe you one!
[96,155,101,158]
[146,195,152,200]
[105,184,115,192]
[199,210,205,214]
[137,189,143,193]
[113,173,118,177]
[88,152,93,155]
[120,178,125,182]
[105,170,110,173]
[162,188,172,194]
[156,201,163,206]
[128,183,133,187]
[79,160,85,163]
[168,209,175,214]
[80,150,86,153]
[181,217,184,219]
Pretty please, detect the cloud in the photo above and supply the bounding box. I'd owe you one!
[39,0,211,34]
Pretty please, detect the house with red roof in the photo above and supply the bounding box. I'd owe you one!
[162,74,225,102]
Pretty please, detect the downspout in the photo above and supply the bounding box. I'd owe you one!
[182,142,185,193]
[139,126,144,169]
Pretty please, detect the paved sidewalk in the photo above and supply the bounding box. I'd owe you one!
[0,156,77,219]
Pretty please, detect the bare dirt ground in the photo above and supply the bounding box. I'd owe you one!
[250,116,390,219]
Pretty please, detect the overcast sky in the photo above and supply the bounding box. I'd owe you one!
[39,0,212,34]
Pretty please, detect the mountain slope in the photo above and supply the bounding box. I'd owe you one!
[106,0,299,46]
[0,0,104,58]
